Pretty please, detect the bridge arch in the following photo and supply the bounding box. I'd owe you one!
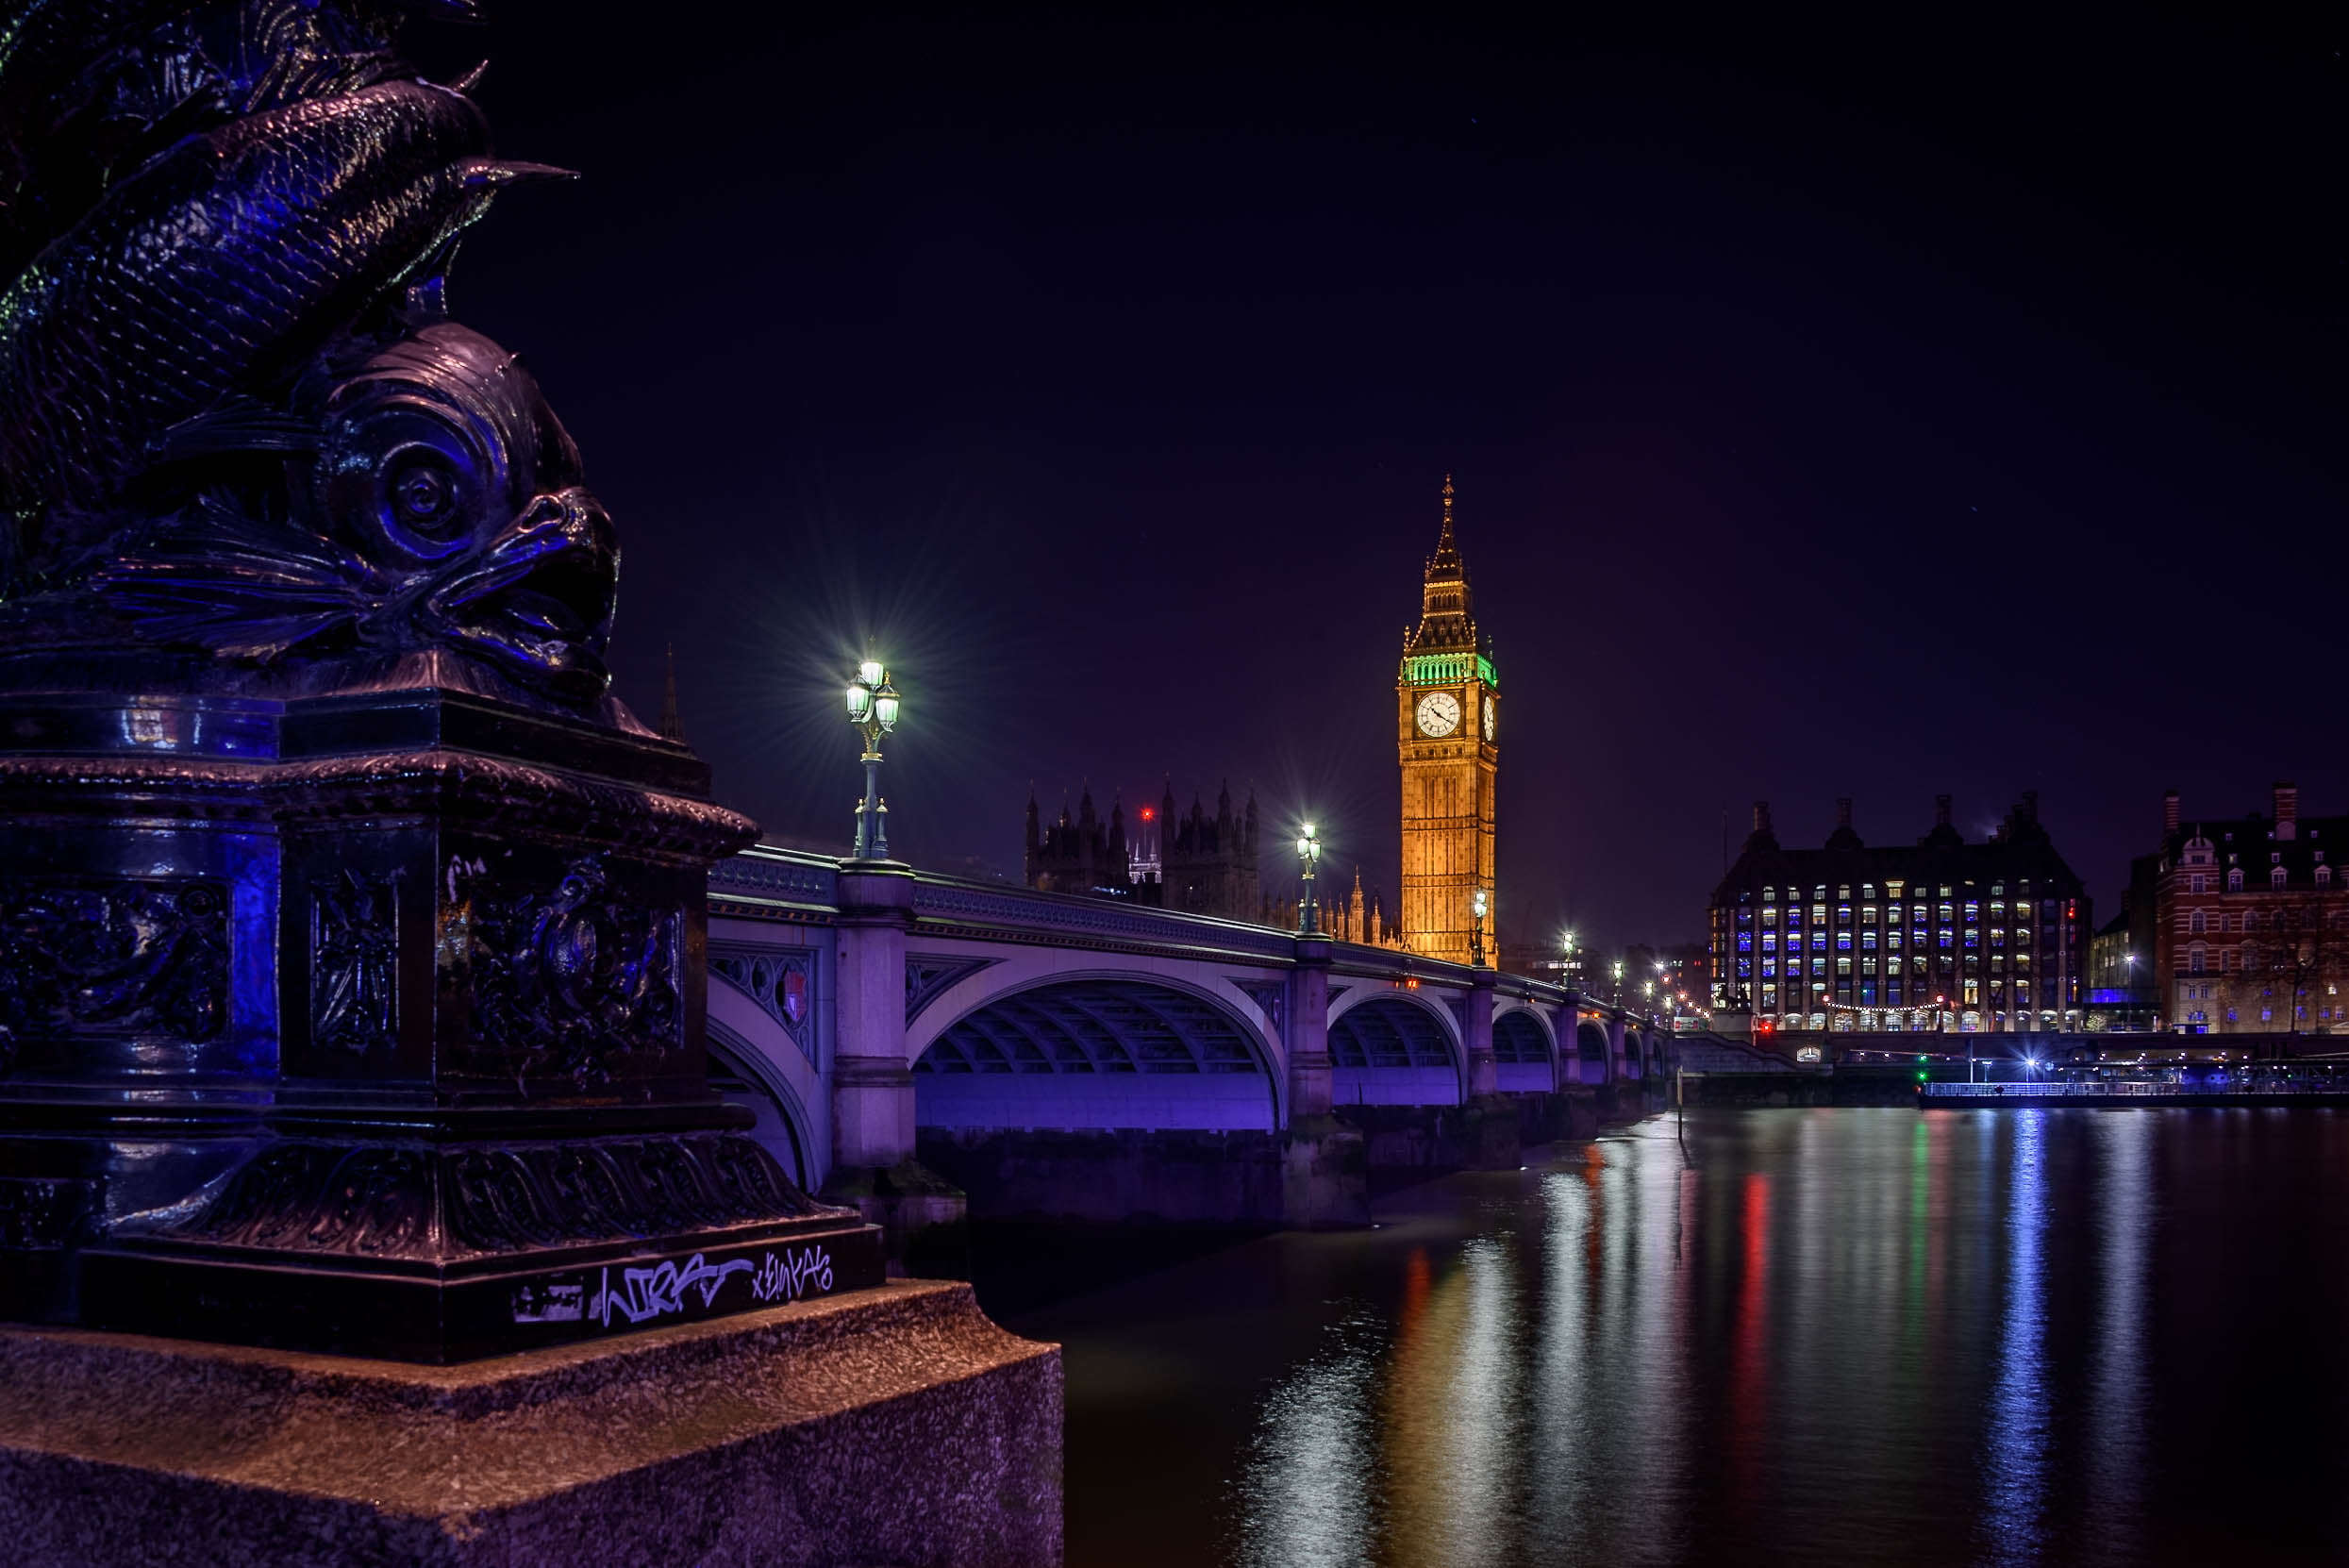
[1619,1027,1645,1080]
[705,1009,822,1190]
[1574,1019,1612,1087]
[1326,989,1465,1106]
[913,973,1282,1132]
[1491,1005,1558,1093]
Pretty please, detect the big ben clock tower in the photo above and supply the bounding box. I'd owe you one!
[1397,475,1497,962]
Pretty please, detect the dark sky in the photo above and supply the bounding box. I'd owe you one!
[424,4,2341,953]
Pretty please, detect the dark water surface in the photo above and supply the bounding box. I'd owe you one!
[988,1107,2349,1567]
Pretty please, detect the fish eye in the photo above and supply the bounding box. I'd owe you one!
[391,459,458,533]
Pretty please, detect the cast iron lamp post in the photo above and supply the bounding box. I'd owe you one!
[1470,886,1489,967]
[844,657,901,859]
[1296,822,1322,934]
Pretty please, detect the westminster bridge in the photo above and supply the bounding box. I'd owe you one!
[701,845,1673,1231]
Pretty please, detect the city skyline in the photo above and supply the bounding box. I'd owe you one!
[425,3,2338,953]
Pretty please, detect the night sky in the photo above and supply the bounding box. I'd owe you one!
[423,5,2341,953]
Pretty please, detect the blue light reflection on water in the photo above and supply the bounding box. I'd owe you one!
[1980,1110,2048,1563]
[1007,1108,2349,1568]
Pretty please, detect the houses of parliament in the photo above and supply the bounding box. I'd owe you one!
[1024,477,1500,963]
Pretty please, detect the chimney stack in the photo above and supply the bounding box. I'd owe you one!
[1753,800,1773,834]
[2275,781,2300,841]
[2020,790,2039,823]
[2163,790,2180,833]
[1835,797,1854,830]
[1934,793,1952,828]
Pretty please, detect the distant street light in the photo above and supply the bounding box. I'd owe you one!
[844,657,900,859]
[1470,886,1490,967]
[1296,823,1322,935]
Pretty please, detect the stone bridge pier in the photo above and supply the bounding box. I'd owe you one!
[705,847,1672,1250]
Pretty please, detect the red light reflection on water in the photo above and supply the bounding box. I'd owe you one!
[1728,1172,1773,1509]
[1397,1246,1430,1343]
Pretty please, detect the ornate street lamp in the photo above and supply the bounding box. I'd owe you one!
[1296,822,1323,934]
[1470,886,1490,966]
[845,657,901,859]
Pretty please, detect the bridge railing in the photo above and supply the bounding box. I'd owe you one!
[707,844,1654,1024]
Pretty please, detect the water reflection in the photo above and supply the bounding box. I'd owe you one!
[1046,1109,2349,1568]
[2084,1111,2151,1563]
[1234,1311,1381,1568]
[1981,1111,2049,1562]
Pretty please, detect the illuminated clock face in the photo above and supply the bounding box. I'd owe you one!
[1415,692,1461,737]
[1482,695,1496,742]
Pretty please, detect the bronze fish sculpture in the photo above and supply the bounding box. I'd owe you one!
[0,0,618,708]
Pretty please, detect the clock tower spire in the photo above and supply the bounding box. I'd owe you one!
[1396,475,1498,962]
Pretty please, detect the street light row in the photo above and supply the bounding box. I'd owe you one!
[842,668,1613,1002]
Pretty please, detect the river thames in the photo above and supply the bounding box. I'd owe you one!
[991,1107,2349,1566]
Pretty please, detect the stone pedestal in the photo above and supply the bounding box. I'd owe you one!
[0,1279,1060,1567]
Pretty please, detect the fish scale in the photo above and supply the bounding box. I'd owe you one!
[0,76,491,573]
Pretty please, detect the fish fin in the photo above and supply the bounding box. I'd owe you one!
[460,159,577,191]
[399,228,473,325]
[93,496,384,659]
[149,399,322,463]
[445,60,490,95]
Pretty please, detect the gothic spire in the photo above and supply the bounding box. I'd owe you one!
[1408,474,1476,652]
[658,643,687,743]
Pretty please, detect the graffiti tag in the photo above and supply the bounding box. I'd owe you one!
[748,1243,835,1305]
[590,1252,756,1326]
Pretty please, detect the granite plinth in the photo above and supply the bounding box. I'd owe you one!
[0,1279,1061,1567]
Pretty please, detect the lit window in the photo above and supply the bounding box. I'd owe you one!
[1761,932,1776,951]
[1963,928,1979,949]
[1837,930,1852,951]
[1762,889,1776,903]
[1963,901,1979,923]
[2272,865,2289,888]
[1862,928,1878,949]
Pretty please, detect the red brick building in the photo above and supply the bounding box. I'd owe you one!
[2153,783,2349,1035]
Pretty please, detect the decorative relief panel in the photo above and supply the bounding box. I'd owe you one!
[467,856,682,1087]
[171,1133,815,1261]
[311,870,399,1056]
[905,955,1000,1024]
[1231,978,1286,1036]
[709,943,813,1045]
[0,878,228,1067]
